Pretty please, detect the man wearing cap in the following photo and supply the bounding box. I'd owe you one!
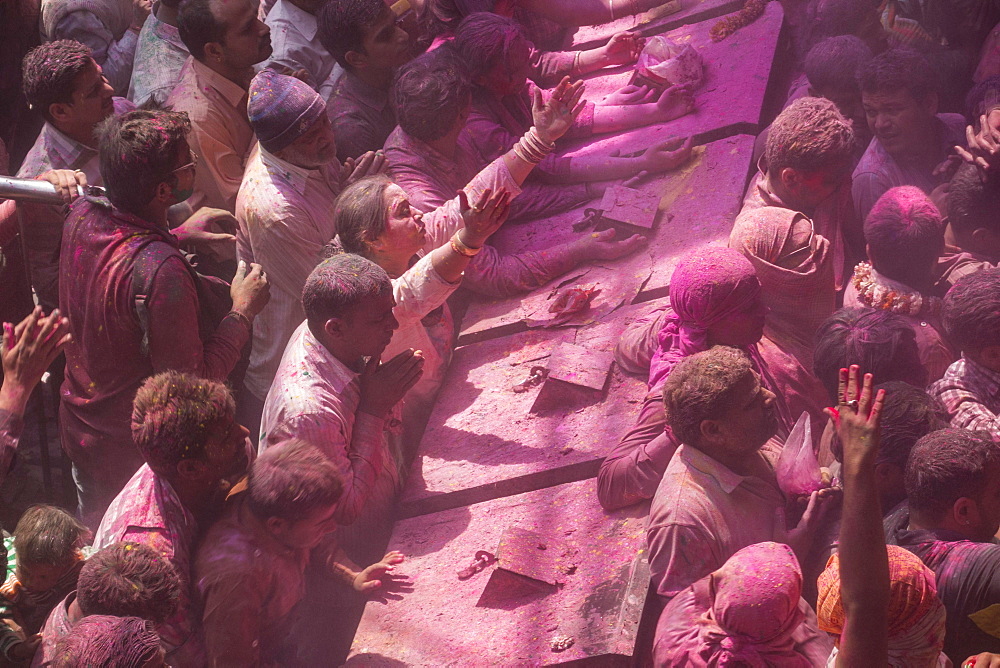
[235,69,384,441]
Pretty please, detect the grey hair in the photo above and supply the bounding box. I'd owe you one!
[662,346,753,447]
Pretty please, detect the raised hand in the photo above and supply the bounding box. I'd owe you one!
[824,365,885,468]
[229,260,271,319]
[532,77,587,145]
[130,0,152,31]
[654,84,696,122]
[341,150,388,187]
[641,136,694,173]
[601,31,645,67]
[954,113,1000,175]
[358,349,425,418]
[457,188,512,248]
[1,308,72,415]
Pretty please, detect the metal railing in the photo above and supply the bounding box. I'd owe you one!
[0,175,105,205]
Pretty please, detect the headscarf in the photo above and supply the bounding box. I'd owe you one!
[655,542,829,667]
[730,205,836,362]
[648,247,763,390]
[52,615,161,668]
[817,545,947,668]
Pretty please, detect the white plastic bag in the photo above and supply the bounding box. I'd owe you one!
[636,36,704,89]
[775,411,823,497]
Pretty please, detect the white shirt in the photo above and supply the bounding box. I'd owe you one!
[263,0,343,103]
[235,144,342,400]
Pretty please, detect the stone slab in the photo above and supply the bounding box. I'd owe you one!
[566,0,744,50]
[400,304,653,517]
[348,478,651,667]
[459,133,754,342]
[566,1,783,143]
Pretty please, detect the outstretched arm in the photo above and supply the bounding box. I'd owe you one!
[830,366,889,665]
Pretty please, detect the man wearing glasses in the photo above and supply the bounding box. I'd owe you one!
[57,109,270,529]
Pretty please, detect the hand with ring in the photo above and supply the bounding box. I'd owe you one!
[825,365,885,469]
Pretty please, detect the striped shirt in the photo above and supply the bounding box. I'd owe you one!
[235,144,342,401]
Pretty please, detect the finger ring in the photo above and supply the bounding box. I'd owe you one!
[471,206,482,214]
[846,399,859,411]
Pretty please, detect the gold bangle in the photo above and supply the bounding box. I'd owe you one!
[450,234,481,257]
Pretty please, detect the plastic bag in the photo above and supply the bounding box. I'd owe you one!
[775,411,823,497]
[636,36,704,89]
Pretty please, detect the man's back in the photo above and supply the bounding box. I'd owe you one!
[647,442,784,600]
[58,197,185,491]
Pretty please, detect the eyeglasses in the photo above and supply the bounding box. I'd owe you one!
[171,150,199,174]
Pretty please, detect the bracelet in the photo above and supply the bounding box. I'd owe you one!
[450,233,481,257]
[571,51,582,77]
[227,310,252,330]
[513,127,556,164]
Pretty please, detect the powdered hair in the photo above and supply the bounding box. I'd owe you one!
[662,346,753,447]
[765,97,855,175]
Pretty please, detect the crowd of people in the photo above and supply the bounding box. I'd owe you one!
[0,0,999,664]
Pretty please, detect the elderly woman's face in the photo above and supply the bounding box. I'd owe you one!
[378,184,427,258]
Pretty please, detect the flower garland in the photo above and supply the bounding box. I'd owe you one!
[852,262,941,316]
[709,0,769,42]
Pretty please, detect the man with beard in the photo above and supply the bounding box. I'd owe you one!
[169,0,273,212]
[646,346,839,602]
[93,372,253,666]
[852,48,966,222]
[235,69,384,442]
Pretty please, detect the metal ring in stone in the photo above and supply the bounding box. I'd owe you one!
[846,399,859,411]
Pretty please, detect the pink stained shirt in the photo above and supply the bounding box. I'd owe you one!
[166,57,254,213]
[15,98,138,310]
[195,495,311,667]
[93,464,203,665]
[260,253,459,556]
[235,144,342,402]
[328,70,396,163]
[646,441,785,601]
[58,196,250,511]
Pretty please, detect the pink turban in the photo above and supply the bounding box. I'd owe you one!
[655,542,829,667]
[648,247,762,389]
